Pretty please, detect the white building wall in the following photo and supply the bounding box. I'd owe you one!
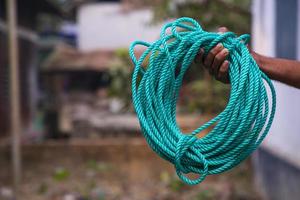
[252,0,275,57]
[252,0,300,168]
[78,3,164,51]
[298,0,300,59]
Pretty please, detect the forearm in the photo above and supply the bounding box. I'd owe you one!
[253,52,300,89]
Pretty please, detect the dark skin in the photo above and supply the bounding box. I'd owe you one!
[195,27,300,89]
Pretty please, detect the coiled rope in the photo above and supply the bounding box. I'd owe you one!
[129,17,276,185]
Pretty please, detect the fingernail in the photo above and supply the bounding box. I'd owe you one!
[223,60,230,67]
[218,27,227,32]
[217,43,223,48]
[222,49,229,55]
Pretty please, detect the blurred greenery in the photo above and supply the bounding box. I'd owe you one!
[108,48,134,111]
[38,0,251,114]
[109,48,231,114]
[86,160,113,173]
[153,0,251,34]
[160,171,186,192]
[169,178,186,192]
[152,0,250,114]
[186,78,230,113]
[193,188,217,200]
[37,182,48,195]
[104,1,251,114]
[53,167,70,181]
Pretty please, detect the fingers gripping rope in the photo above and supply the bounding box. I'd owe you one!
[129,17,276,185]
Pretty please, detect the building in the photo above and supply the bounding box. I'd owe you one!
[37,0,163,138]
[77,1,164,51]
[252,0,300,199]
[0,0,62,139]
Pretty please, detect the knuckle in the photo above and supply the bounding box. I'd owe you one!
[210,48,218,55]
[208,51,215,58]
[215,54,224,62]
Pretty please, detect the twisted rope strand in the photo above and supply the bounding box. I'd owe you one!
[129,17,276,185]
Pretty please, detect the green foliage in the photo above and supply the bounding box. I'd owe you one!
[187,78,230,113]
[160,171,186,192]
[153,0,251,33]
[108,49,133,111]
[160,171,171,183]
[169,177,186,192]
[86,160,112,173]
[193,187,217,200]
[111,0,250,114]
[152,0,249,114]
[109,48,230,114]
[37,182,48,195]
[53,167,70,181]
[176,60,230,114]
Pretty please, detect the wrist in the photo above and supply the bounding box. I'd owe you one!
[251,51,262,66]
[251,51,269,72]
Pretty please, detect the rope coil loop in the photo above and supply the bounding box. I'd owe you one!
[129,17,276,185]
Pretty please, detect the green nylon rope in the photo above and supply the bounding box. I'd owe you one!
[129,17,276,185]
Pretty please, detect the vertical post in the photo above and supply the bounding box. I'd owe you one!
[7,0,21,198]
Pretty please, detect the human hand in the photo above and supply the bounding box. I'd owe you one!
[195,27,230,83]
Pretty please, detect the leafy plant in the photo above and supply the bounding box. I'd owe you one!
[169,177,186,192]
[160,172,186,192]
[153,0,251,34]
[37,182,48,195]
[193,187,217,200]
[86,160,112,173]
[108,48,134,111]
[53,167,70,181]
[152,0,250,114]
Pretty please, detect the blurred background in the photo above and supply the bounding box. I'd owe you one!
[1,0,300,199]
